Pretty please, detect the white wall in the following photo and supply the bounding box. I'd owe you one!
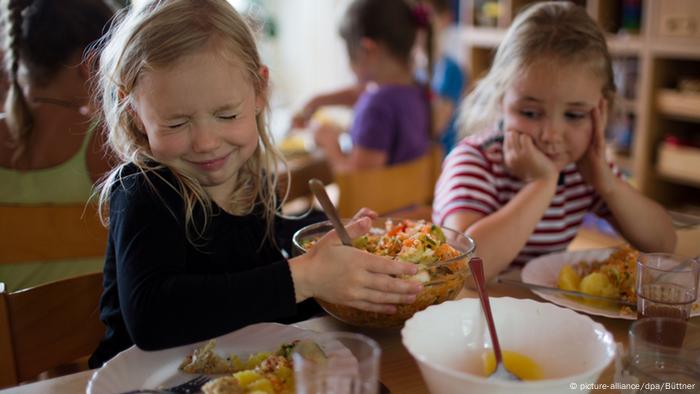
[265,0,355,111]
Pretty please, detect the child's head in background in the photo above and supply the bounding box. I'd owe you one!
[339,0,430,83]
[459,1,616,170]
[3,0,115,161]
[96,0,281,236]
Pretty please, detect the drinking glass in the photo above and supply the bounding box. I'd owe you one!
[636,253,699,321]
[293,332,381,394]
[627,317,700,390]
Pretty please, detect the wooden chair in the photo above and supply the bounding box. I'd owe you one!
[335,144,443,217]
[0,272,105,388]
[0,203,108,264]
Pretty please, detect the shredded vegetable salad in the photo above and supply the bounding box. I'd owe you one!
[303,219,462,284]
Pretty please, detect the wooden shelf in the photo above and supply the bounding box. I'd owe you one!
[460,26,505,48]
[657,89,700,122]
[657,143,700,187]
[606,34,643,55]
[617,98,638,113]
[649,41,700,58]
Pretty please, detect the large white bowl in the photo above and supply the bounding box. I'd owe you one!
[401,297,616,394]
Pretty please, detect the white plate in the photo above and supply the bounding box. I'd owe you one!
[521,248,700,320]
[87,323,318,394]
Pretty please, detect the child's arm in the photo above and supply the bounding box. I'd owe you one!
[577,102,676,252]
[288,217,423,313]
[444,177,557,280]
[431,96,455,138]
[313,123,386,172]
[292,84,365,129]
[107,171,322,350]
[442,131,559,280]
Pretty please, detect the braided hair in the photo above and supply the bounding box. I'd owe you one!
[1,0,115,162]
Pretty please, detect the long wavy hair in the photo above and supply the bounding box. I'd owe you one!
[93,0,285,244]
[458,1,616,137]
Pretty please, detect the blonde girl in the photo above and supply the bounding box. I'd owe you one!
[89,0,422,367]
[432,1,675,280]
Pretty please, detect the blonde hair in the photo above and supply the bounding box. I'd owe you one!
[458,1,616,137]
[94,0,285,244]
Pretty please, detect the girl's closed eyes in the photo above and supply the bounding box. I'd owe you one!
[162,112,241,129]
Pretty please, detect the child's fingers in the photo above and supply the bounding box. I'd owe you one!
[519,133,532,153]
[316,216,370,246]
[365,257,418,276]
[344,216,372,238]
[363,272,423,295]
[360,287,418,305]
[505,130,521,152]
[590,105,605,151]
[351,207,378,221]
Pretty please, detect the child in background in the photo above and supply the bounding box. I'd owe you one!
[424,0,466,155]
[432,2,675,280]
[303,0,433,172]
[0,0,116,290]
[89,0,423,367]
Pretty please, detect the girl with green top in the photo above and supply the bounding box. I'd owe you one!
[0,0,116,291]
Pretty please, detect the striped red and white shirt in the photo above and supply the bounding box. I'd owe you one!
[432,132,619,265]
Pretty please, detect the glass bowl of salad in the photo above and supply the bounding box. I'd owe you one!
[292,218,476,328]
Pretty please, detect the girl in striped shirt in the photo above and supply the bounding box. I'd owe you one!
[432,2,675,280]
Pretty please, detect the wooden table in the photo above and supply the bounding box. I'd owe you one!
[1,227,695,393]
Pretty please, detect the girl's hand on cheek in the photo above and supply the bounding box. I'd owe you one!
[503,129,558,182]
[577,98,615,196]
[290,217,423,313]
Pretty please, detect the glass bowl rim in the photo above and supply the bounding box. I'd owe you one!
[291,218,476,265]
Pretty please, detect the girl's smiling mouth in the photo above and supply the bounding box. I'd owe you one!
[187,152,232,171]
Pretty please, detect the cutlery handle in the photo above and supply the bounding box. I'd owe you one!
[308,178,353,246]
[468,257,503,365]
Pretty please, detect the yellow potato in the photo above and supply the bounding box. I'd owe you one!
[580,272,618,297]
[557,264,581,291]
[247,378,274,393]
[579,272,619,308]
[233,370,263,387]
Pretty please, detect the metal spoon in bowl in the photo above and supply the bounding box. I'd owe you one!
[468,257,520,381]
[308,178,353,246]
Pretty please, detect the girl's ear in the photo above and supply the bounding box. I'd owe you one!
[255,65,269,112]
[120,89,147,134]
[359,37,378,58]
[126,105,147,135]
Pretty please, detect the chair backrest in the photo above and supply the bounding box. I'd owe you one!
[335,144,443,217]
[0,203,108,264]
[0,272,104,388]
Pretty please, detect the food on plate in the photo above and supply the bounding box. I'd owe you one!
[301,219,469,327]
[180,339,325,394]
[556,245,638,313]
[482,350,543,381]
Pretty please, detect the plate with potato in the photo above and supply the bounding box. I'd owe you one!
[521,247,700,320]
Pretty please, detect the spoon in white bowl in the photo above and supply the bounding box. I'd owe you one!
[308,178,353,246]
[468,257,520,381]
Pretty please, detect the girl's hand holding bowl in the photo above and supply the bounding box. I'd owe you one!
[292,217,476,328]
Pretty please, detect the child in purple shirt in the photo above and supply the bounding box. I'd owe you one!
[312,0,432,172]
[350,84,429,165]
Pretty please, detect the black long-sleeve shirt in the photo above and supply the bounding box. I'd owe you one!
[89,164,323,367]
